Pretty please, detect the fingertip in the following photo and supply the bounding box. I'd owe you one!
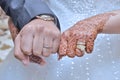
[58,48,66,60]
[42,52,51,57]
[21,48,32,56]
[67,54,75,58]
[58,55,64,60]
[67,50,75,58]
[39,60,46,66]
[29,54,46,65]
[58,42,67,57]
[33,51,41,57]
[75,48,84,57]
[86,41,94,53]
[22,59,29,66]
[58,48,66,58]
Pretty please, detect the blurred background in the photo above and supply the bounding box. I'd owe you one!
[0,7,14,62]
[0,1,120,79]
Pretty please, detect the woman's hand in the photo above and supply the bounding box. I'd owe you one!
[59,13,115,59]
[8,18,61,65]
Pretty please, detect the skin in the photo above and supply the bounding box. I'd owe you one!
[8,10,120,63]
[8,18,61,65]
[59,10,120,59]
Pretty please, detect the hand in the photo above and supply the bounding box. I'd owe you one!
[8,18,61,65]
[58,14,110,59]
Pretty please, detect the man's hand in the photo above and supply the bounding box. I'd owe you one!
[8,18,61,65]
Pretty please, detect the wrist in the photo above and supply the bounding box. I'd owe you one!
[87,13,116,34]
[32,14,61,30]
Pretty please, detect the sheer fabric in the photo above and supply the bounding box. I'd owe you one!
[0,0,120,80]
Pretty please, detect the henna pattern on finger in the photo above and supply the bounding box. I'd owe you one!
[29,54,45,65]
[59,13,116,58]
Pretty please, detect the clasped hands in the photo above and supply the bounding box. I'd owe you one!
[9,17,100,65]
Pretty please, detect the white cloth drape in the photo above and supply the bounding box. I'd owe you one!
[0,0,120,80]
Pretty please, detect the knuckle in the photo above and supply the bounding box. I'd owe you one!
[52,47,58,53]
[14,53,20,59]
[44,27,50,33]
[22,49,31,55]
[68,54,75,58]
[33,51,41,56]
[77,53,84,57]
[42,50,51,57]
[52,48,58,53]
[43,53,50,57]
[20,26,33,35]
[36,25,44,32]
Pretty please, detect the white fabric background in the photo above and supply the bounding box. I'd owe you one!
[0,0,120,80]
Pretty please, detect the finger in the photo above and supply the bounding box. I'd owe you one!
[52,37,60,53]
[20,33,33,55]
[86,38,94,53]
[33,33,44,56]
[76,38,86,57]
[67,36,76,58]
[75,48,84,57]
[58,33,67,59]
[86,40,94,53]
[14,34,29,65]
[86,31,97,53]
[29,54,46,65]
[42,48,51,57]
[42,37,53,57]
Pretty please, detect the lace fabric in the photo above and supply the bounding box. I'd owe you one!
[0,0,120,80]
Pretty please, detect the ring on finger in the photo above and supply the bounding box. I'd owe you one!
[43,46,52,49]
[76,41,86,51]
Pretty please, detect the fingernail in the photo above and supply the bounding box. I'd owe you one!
[40,60,46,66]
[22,60,29,66]
[58,55,63,60]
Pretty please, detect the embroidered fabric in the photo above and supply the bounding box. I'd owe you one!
[0,0,120,80]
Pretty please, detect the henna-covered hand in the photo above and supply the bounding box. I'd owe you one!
[59,13,116,59]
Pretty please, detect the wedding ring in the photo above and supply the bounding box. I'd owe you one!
[43,46,52,49]
[77,42,85,45]
[77,42,85,51]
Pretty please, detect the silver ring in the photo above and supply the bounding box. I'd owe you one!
[76,41,85,51]
[43,46,52,49]
[77,42,85,45]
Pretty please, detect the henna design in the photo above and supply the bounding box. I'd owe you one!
[59,13,116,59]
